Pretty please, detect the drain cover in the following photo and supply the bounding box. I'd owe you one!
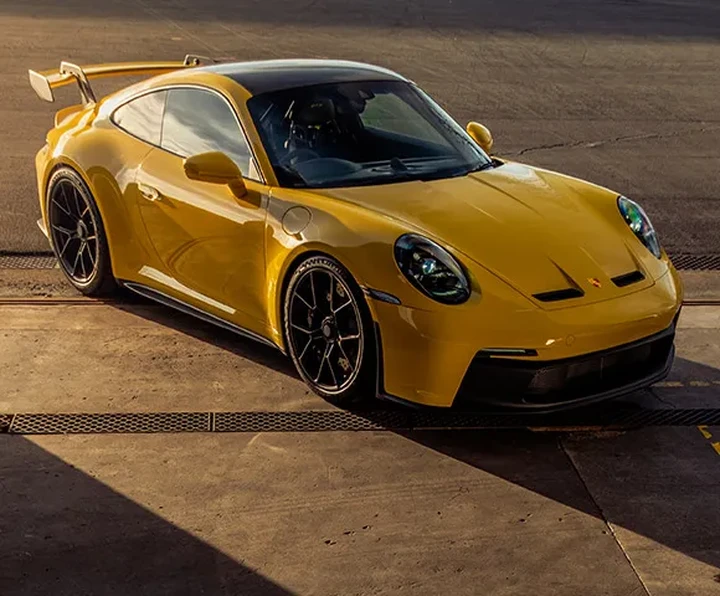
[2,408,720,435]
[670,254,720,271]
[0,254,57,269]
[214,410,408,432]
[8,412,210,434]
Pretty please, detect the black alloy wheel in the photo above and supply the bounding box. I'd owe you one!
[47,168,116,296]
[284,256,375,403]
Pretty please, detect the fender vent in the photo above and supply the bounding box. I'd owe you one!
[532,288,584,302]
[612,270,645,287]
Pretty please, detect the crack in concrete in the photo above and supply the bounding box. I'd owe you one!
[559,438,653,596]
[512,125,720,157]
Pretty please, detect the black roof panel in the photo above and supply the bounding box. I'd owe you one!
[202,59,407,95]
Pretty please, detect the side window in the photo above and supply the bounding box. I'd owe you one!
[161,88,254,178]
[112,91,167,145]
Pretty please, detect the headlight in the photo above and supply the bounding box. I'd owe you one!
[394,234,470,304]
[617,196,662,259]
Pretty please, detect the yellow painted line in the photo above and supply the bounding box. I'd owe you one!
[713,443,720,456]
[698,425,713,439]
[655,380,720,388]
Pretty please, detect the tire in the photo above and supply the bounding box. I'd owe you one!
[283,255,376,405]
[46,167,117,296]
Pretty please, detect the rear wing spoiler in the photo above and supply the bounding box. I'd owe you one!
[28,54,216,105]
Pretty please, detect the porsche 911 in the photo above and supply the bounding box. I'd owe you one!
[28,56,683,409]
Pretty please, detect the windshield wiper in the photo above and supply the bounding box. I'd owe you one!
[465,161,495,174]
[390,157,411,173]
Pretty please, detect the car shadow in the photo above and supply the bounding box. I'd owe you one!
[112,290,298,379]
[104,297,720,583]
[0,435,295,596]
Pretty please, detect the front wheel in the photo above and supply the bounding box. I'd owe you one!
[284,256,375,405]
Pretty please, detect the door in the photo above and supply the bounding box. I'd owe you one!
[135,86,269,333]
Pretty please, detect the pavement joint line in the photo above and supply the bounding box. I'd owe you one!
[559,438,652,596]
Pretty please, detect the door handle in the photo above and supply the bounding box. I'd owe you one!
[138,183,161,202]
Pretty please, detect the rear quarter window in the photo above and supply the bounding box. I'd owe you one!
[111,90,167,145]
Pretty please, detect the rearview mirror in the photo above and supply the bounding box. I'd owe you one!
[466,122,493,155]
[184,151,247,197]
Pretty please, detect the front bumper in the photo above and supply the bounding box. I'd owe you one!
[371,265,683,408]
[453,317,676,410]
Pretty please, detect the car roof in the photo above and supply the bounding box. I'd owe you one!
[199,59,408,95]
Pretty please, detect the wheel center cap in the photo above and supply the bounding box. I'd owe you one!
[76,220,88,240]
[321,318,336,341]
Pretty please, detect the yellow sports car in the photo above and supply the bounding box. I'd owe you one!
[29,56,683,409]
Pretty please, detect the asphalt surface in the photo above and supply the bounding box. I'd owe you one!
[2,0,720,253]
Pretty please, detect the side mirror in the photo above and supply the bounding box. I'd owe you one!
[183,151,247,197]
[466,122,493,155]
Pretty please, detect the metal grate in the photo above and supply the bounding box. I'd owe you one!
[670,254,720,271]
[1,252,720,271]
[0,253,57,269]
[215,410,405,432]
[9,412,211,434]
[3,408,720,435]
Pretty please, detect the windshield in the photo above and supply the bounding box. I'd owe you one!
[247,80,492,189]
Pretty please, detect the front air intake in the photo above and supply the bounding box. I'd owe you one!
[532,288,584,302]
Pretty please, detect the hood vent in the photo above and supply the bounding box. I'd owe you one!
[612,270,645,288]
[532,288,584,302]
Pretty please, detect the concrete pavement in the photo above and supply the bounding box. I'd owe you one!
[1,287,719,594]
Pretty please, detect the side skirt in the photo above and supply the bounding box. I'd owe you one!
[120,280,282,353]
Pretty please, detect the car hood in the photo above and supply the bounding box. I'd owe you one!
[315,162,654,307]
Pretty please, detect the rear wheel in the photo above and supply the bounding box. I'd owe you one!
[47,168,117,296]
[284,256,375,405]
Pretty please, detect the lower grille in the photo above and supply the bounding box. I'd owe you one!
[455,324,675,409]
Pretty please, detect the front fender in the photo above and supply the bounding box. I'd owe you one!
[265,188,408,347]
